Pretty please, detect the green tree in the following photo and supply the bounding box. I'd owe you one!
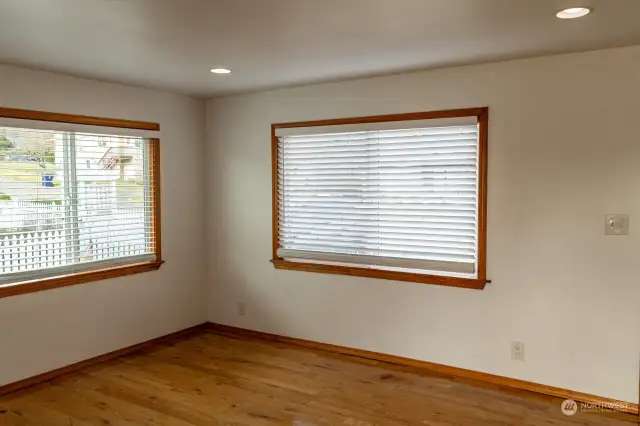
[0,135,14,149]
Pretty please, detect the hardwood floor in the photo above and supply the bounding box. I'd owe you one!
[0,329,635,425]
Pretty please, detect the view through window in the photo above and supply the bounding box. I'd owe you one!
[0,125,157,285]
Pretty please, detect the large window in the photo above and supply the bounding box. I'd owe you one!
[0,108,162,298]
[271,108,488,289]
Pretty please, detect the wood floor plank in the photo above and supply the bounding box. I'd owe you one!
[64,373,195,426]
[0,329,635,425]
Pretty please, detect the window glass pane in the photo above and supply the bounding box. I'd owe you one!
[0,127,63,229]
[0,126,155,283]
[73,132,152,263]
[278,125,479,277]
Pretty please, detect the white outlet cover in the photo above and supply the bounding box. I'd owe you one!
[237,302,246,316]
[511,342,525,361]
[605,214,629,236]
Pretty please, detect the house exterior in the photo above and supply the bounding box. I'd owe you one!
[54,133,143,184]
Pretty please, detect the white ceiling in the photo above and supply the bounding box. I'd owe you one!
[0,0,639,97]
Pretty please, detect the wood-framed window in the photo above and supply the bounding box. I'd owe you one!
[0,107,163,299]
[271,108,488,290]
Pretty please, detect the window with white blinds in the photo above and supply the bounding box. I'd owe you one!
[0,115,161,287]
[273,109,488,286]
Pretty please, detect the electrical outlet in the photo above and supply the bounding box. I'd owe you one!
[237,302,246,316]
[511,342,525,361]
[605,214,629,235]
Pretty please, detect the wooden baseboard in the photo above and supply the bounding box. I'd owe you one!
[0,323,208,397]
[206,322,638,416]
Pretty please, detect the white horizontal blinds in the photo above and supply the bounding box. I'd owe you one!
[0,126,155,285]
[277,121,479,276]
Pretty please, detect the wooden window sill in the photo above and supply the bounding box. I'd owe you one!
[0,260,164,299]
[271,259,487,290]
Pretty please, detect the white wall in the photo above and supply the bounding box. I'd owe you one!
[0,66,207,386]
[206,46,640,403]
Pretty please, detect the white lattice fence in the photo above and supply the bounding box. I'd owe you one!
[0,230,147,274]
[92,241,147,261]
[0,230,67,274]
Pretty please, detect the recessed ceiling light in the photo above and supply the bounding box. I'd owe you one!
[210,68,231,74]
[556,7,592,19]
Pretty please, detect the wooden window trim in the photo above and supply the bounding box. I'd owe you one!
[0,107,163,299]
[0,107,159,131]
[0,261,164,299]
[271,107,489,290]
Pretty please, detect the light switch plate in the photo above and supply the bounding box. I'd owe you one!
[605,214,629,236]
